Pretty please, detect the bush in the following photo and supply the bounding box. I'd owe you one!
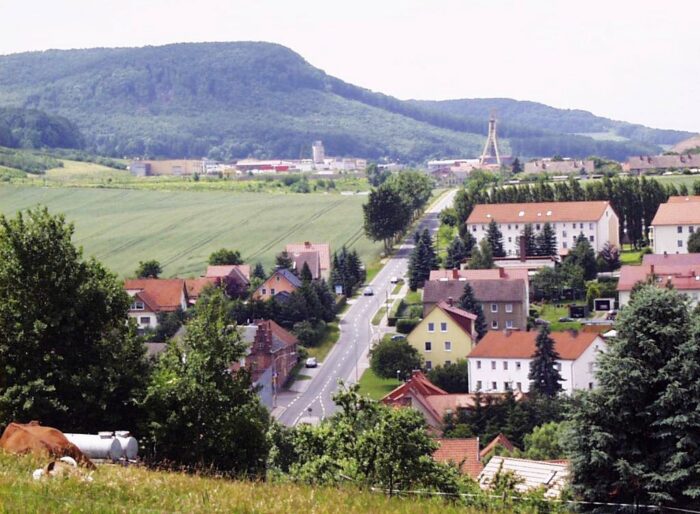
[396,318,421,334]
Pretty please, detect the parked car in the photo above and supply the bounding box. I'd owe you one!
[534,318,551,326]
[390,276,400,284]
[305,357,318,368]
[391,334,405,341]
[558,316,574,322]
[363,286,374,296]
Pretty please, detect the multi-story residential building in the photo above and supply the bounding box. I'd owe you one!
[523,159,595,176]
[423,268,529,331]
[617,262,700,307]
[625,154,700,174]
[467,330,606,394]
[466,201,619,257]
[406,300,477,370]
[650,196,700,254]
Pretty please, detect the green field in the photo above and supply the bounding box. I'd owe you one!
[0,185,379,278]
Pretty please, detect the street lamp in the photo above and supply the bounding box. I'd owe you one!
[396,369,401,381]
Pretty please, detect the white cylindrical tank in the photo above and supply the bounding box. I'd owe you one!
[64,433,122,461]
[115,431,138,460]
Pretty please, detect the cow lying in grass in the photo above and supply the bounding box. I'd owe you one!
[0,421,94,469]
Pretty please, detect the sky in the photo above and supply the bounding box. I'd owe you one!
[1,0,699,132]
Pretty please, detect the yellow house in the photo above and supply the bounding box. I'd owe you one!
[407,300,477,370]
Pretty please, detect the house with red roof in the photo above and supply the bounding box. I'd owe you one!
[285,242,331,280]
[205,264,251,297]
[650,196,700,254]
[618,262,700,307]
[381,370,524,431]
[467,330,606,394]
[466,201,619,257]
[407,299,477,370]
[239,319,298,409]
[124,278,189,331]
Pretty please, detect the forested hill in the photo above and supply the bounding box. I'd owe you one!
[0,42,688,161]
[0,107,83,150]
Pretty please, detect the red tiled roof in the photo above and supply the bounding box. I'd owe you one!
[466,201,611,224]
[291,251,321,279]
[479,433,516,459]
[643,253,700,266]
[285,242,331,273]
[437,301,476,337]
[618,264,700,291]
[424,278,526,304]
[429,268,529,282]
[626,154,700,171]
[185,277,217,299]
[124,279,185,312]
[668,195,700,204]
[651,202,700,226]
[433,438,483,478]
[205,265,251,281]
[468,330,600,360]
[382,371,448,401]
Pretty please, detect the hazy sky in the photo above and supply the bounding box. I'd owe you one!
[2,0,699,132]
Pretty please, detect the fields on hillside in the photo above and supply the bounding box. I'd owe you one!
[0,186,379,278]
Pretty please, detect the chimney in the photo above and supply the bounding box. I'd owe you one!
[447,297,454,307]
[519,235,527,261]
[664,251,668,257]
[304,241,311,248]
[568,328,579,338]
[452,269,459,279]
[499,267,506,278]
[650,264,655,275]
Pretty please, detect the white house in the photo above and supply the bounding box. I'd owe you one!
[467,330,606,394]
[617,261,700,307]
[124,279,188,331]
[466,201,619,257]
[650,196,700,254]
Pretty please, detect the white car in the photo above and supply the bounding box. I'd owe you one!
[390,276,399,284]
[305,357,318,368]
[363,287,374,296]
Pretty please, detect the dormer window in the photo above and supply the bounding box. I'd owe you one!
[131,301,145,311]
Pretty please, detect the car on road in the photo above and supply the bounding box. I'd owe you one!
[390,276,400,284]
[305,357,318,368]
[363,286,374,296]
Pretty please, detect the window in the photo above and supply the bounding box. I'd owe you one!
[516,361,521,370]
[678,225,684,234]
[562,241,568,249]
[444,341,452,351]
[588,362,595,373]
[131,301,145,311]
[491,320,498,329]
[477,360,482,369]
[426,361,432,370]
[276,275,280,282]
[536,223,541,230]
[516,382,522,390]
[491,381,497,390]
[476,380,482,391]
[508,236,512,243]
[440,322,447,332]
[562,230,567,238]
[589,223,594,230]
[428,322,435,332]
[506,320,514,329]
[424,342,432,352]
[504,382,511,391]
[139,316,150,325]
[445,360,451,366]
[515,224,519,230]
[491,303,498,313]
[690,226,695,234]
[505,303,513,313]
[678,240,684,248]
[503,361,508,370]
[261,288,267,295]
[507,224,511,230]
[589,235,594,243]
[589,382,594,390]
[491,361,496,370]
[472,225,477,232]
[579,223,584,229]
[270,288,275,295]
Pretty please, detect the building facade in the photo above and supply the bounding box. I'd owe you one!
[466,201,619,257]
[407,301,476,370]
[467,331,606,394]
[650,196,700,254]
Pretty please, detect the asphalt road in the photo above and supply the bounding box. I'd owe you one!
[276,188,457,426]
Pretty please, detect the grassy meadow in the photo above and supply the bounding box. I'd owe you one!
[0,452,511,514]
[0,185,379,278]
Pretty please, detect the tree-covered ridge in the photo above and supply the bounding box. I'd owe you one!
[0,107,83,150]
[0,42,680,161]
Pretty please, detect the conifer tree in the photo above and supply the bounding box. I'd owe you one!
[467,239,494,270]
[521,223,536,257]
[528,325,563,397]
[421,229,438,270]
[300,262,313,283]
[252,261,266,280]
[535,222,557,257]
[566,233,597,280]
[445,236,468,269]
[458,282,486,340]
[486,219,505,257]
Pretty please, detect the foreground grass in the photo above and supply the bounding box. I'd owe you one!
[0,452,496,513]
[358,368,401,400]
[0,185,380,278]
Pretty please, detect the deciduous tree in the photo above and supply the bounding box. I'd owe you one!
[363,185,410,254]
[208,248,243,265]
[136,259,162,278]
[369,338,423,380]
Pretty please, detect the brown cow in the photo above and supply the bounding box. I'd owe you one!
[0,421,94,469]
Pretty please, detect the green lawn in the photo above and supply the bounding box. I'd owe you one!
[535,303,583,331]
[0,185,381,278]
[371,307,387,326]
[358,368,401,400]
[391,282,404,295]
[620,247,644,265]
[305,322,340,362]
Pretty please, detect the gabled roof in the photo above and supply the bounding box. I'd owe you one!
[468,330,601,360]
[124,279,186,312]
[651,201,700,225]
[291,251,321,279]
[433,438,483,478]
[668,195,700,204]
[271,268,303,288]
[626,154,700,171]
[479,433,516,459]
[285,242,330,272]
[382,371,448,402]
[466,201,611,225]
[618,264,700,291]
[435,301,476,336]
[424,278,526,304]
[478,457,570,498]
[643,253,700,266]
[429,268,529,282]
[205,265,251,283]
[185,277,217,300]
